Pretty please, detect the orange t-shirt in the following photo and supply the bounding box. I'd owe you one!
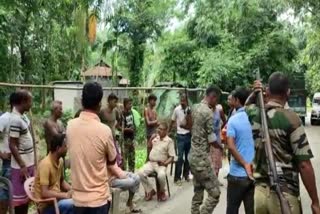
[221,125,227,142]
[67,111,116,207]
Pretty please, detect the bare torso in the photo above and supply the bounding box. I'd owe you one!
[44,118,65,151]
[100,107,117,137]
[145,107,157,126]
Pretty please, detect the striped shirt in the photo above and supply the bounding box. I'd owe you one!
[9,108,34,169]
[0,112,11,153]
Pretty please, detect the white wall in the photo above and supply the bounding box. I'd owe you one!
[53,83,83,113]
[53,82,131,113]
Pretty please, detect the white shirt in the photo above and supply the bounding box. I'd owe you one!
[9,108,34,168]
[0,112,11,153]
[216,104,223,111]
[171,105,190,135]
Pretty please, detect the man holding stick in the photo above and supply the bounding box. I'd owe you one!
[246,72,320,213]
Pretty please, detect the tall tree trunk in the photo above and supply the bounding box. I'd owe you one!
[129,43,145,87]
[10,39,14,82]
[20,43,28,83]
[41,71,46,111]
[111,51,116,86]
[19,10,31,83]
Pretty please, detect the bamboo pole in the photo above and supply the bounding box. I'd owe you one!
[0,82,229,94]
[29,111,38,171]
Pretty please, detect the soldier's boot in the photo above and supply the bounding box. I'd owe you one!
[191,188,204,214]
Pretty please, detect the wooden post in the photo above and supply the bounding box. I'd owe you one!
[29,111,38,170]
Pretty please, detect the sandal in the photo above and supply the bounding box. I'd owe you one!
[158,191,168,202]
[144,189,156,201]
[131,208,142,213]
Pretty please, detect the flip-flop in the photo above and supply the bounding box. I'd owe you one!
[131,208,142,213]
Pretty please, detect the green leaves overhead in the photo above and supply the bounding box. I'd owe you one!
[108,0,175,86]
[0,0,320,103]
[161,39,200,87]
[287,0,320,95]
[157,0,299,91]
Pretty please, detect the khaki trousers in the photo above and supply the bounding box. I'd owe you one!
[255,185,302,214]
[138,162,167,193]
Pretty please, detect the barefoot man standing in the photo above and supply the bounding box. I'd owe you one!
[43,101,65,154]
[144,94,158,160]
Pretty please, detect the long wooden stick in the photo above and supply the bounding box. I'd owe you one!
[28,111,38,170]
[0,82,228,94]
[256,70,291,214]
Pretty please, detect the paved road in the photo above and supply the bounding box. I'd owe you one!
[143,116,320,214]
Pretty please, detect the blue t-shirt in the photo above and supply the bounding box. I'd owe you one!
[227,107,255,177]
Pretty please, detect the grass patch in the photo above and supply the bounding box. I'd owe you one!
[135,147,147,170]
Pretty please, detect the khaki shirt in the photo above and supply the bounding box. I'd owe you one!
[67,111,116,207]
[149,135,175,162]
[34,154,64,210]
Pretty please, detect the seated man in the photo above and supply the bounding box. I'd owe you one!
[108,163,141,213]
[34,134,73,214]
[138,122,175,202]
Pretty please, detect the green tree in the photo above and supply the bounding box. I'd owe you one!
[109,0,175,86]
[159,30,200,86]
[0,0,104,109]
[287,0,320,94]
[158,0,299,91]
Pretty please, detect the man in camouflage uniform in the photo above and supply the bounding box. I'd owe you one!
[189,86,221,214]
[246,72,320,214]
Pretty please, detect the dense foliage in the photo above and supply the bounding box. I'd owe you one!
[286,0,320,95]
[0,0,320,104]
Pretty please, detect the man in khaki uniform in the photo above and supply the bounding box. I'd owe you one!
[138,122,175,202]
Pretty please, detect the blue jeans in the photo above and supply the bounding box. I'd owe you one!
[0,159,11,200]
[74,203,110,214]
[43,199,74,214]
[110,172,140,193]
[174,133,191,181]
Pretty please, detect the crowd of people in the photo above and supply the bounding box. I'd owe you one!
[0,71,319,214]
[188,72,320,214]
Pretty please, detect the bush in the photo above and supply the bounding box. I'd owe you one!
[135,147,147,169]
[61,109,74,127]
[135,119,147,146]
